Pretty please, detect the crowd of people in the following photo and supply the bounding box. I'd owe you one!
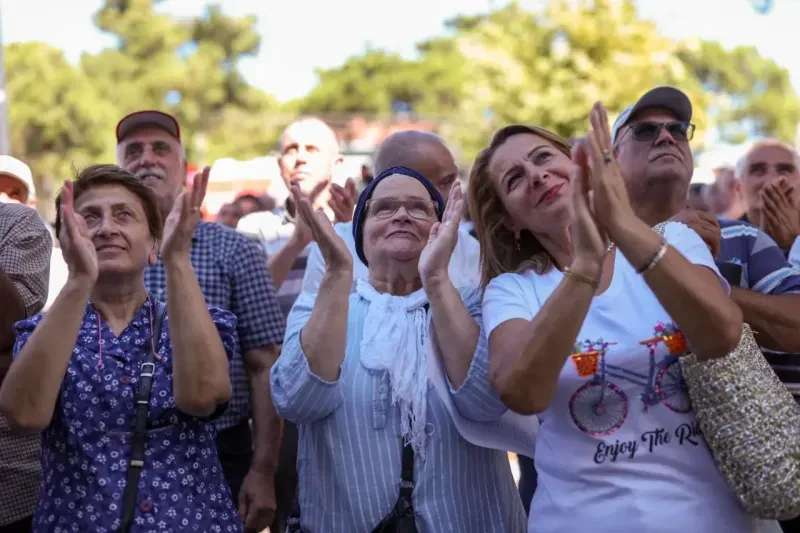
[0,84,798,533]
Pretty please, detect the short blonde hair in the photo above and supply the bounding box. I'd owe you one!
[735,139,800,180]
[467,125,572,288]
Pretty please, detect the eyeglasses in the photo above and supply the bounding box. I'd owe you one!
[365,197,438,220]
[623,121,695,143]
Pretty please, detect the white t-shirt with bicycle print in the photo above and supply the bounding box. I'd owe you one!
[483,222,759,533]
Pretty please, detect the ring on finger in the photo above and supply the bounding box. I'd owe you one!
[602,150,612,165]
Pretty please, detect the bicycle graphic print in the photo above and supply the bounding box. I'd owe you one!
[568,322,692,437]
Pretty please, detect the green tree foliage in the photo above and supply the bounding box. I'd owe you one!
[300,0,799,161]
[82,0,280,160]
[5,0,799,218]
[5,42,118,220]
[6,1,282,216]
[676,39,800,144]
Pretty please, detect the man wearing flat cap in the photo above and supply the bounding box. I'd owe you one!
[115,110,287,532]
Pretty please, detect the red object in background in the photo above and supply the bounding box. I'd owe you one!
[185,163,198,187]
[184,163,210,220]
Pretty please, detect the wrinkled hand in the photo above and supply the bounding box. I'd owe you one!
[291,184,352,273]
[419,182,463,287]
[760,180,800,250]
[161,166,208,261]
[290,180,329,248]
[584,102,637,236]
[329,178,358,223]
[570,141,610,266]
[58,180,99,284]
[238,470,276,533]
[669,208,721,258]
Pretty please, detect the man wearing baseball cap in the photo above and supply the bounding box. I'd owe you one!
[612,88,800,412]
[0,155,51,532]
[0,155,36,205]
[116,110,287,532]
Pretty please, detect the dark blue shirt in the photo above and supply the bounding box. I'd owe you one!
[13,298,244,533]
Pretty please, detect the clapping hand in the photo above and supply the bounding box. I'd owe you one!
[669,208,721,258]
[289,180,329,249]
[569,140,610,268]
[329,178,358,223]
[584,102,637,236]
[59,180,99,285]
[291,184,352,274]
[161,166,208,262]
[419,182,463,287]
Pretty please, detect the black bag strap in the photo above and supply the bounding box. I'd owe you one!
[120,300,167,533]
[398,441,415,499]
[288,305,428,533]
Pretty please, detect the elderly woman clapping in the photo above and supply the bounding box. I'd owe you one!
[271,166,526,533]
[0,165,242,532]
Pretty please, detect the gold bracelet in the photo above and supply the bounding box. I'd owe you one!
[636,239,669,275]
[563,267,599,290]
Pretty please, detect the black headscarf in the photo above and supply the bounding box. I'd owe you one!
[352,165,445,266]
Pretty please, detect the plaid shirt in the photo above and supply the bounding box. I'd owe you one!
[0,202,51,525]
[144,221,285,430]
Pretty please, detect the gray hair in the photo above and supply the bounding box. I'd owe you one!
[734,139,800,180]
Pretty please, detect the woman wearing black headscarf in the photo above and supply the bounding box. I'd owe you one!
[270,166,526,532]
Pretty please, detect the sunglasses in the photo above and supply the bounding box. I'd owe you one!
[622,121,695,143]
[365,197,438,220]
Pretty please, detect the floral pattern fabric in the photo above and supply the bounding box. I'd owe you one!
[12,296,244,533]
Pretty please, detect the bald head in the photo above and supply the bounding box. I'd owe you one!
[374,130,458,200]
[278,117,342,196]
[280,117,339,154]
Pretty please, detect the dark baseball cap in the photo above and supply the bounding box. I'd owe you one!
[611,87,692,143]
[116,110,181,143]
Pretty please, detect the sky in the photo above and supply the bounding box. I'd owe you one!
[2,0,800,103]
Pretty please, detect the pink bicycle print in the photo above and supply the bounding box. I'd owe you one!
[568,323,691,436]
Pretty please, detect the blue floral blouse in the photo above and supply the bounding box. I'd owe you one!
[12,296,244,533]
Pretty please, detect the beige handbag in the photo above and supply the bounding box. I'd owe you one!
[681,324,800,520]
[651,221,800,520]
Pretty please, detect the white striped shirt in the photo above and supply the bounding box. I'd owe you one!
[271,289,527,533]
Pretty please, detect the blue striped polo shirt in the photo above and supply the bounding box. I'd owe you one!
[718,219,800,395]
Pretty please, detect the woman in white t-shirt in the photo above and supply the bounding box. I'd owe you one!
[466,104,757,533]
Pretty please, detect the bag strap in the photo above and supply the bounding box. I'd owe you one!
[398,441,415,499]
[120,300,167,532]
[289,306,428,532]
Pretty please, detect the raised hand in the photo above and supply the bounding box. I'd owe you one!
[161,166,208,261]
[329,178,358,223]
[584,102,637,235]
[58,180,99,284]
[760,180,800,249]
[290,179,329,248]
[669,208,721,257]
[569,141,610,267]
[291,184,352,274]
[419,181,463,287]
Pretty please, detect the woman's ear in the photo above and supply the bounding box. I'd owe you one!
[502,219,519,239]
